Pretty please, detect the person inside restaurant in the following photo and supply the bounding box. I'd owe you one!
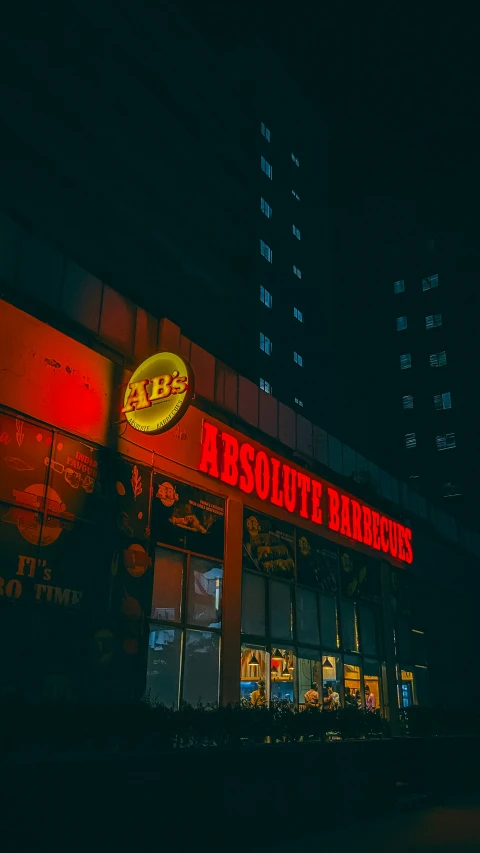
[304,682,319,707]
[251,680,267,706]
[365,684,376,712]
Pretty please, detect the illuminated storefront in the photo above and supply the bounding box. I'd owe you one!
[0,299,426,715]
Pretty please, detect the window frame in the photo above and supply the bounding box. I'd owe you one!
[148,540,223,708]
[260,332,272,355]
[260,284,273,308]
[260,239,273,263]
[260,197,272,218]
[261,155,273,179]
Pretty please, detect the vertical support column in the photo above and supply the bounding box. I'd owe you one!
[220,497,243,706]
[380,561,401,737]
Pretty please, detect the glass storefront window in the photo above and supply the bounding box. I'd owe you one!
[396,616,412,661]
[270,580,293,641]
[411,629,427,666]
[344,654,362,709]
[364,658,381,715]
[146,627,182,708]
[399,669,416,708]
[297,587,320,646]
[322,653,342,709]
[414,666,429,706]
[359,603,378,656]
[151,547,184,621]
[240,646,268,705]
[241,572,266,636]
[270,648,296,705]
[319,595,338,649]
[149,543,222,707]
[341,599,359,653]
[183,629,220,707]
[298,649,321,709]
[187,556,223,629]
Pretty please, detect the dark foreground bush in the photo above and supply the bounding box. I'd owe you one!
[4,695,480,760]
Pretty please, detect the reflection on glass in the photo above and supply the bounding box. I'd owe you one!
[270,648,296,705]
[298,649,321,709]
[146,627,182,708]
[322,653,342,709]
[182,630,220,706]
[341,600,359,652]
[359,603,378,656]
[151,547,184,621]
[319,595,337,649]
[400,669,415,708]
[241,572,266,636]
[297,587,320,645]
[344,654,362,708]
[187,556,223,628]
[270,581,292,641]
[240,646,268,705]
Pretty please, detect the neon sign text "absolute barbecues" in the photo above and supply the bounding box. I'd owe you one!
[198,421,413,564]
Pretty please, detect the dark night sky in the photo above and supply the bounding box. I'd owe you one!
[186,0,480,238]
[258,7,480,239]
[302,11,478,220]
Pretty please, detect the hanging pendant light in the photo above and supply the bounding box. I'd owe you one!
[249,652,260,674]
[271,649,284,663]
[323,657,334,669]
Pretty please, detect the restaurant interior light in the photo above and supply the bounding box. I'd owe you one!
[249,652,260,673]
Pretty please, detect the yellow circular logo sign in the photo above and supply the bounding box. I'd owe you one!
[122,352,194,435]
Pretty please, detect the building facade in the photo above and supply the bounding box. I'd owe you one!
[1,218,479,718]
[1,5,479,722]
[0,2,334,428]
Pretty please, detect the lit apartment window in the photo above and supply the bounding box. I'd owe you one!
[397,316,407,331]
[260,239,272,263]
[292,190,300,200]
[426,313,442,330]
[260,122,271,142]
[443,482,461,497]
[405,432,417,449]
[422,273,438,291]
[260,285,272,308]
[394,279,405,294]
[294,351,303,366]
[430,350,447,367]
[260,377,272,394]
[292,224,301,240]
[436,432,456,451]
[261,156,272,179]
[293,307,304,323]
[291,152,300,167]
[403,395,414,409]
[434,391,452,410]
[400,353,412,370]
[293,265,302,279]
[260,332,272,355]
[295,398,304,407]
[261,197,272,218]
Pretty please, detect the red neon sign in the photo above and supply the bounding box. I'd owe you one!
[198,421,413,564]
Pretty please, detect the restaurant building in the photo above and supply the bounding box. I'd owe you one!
[2,227,480,724]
